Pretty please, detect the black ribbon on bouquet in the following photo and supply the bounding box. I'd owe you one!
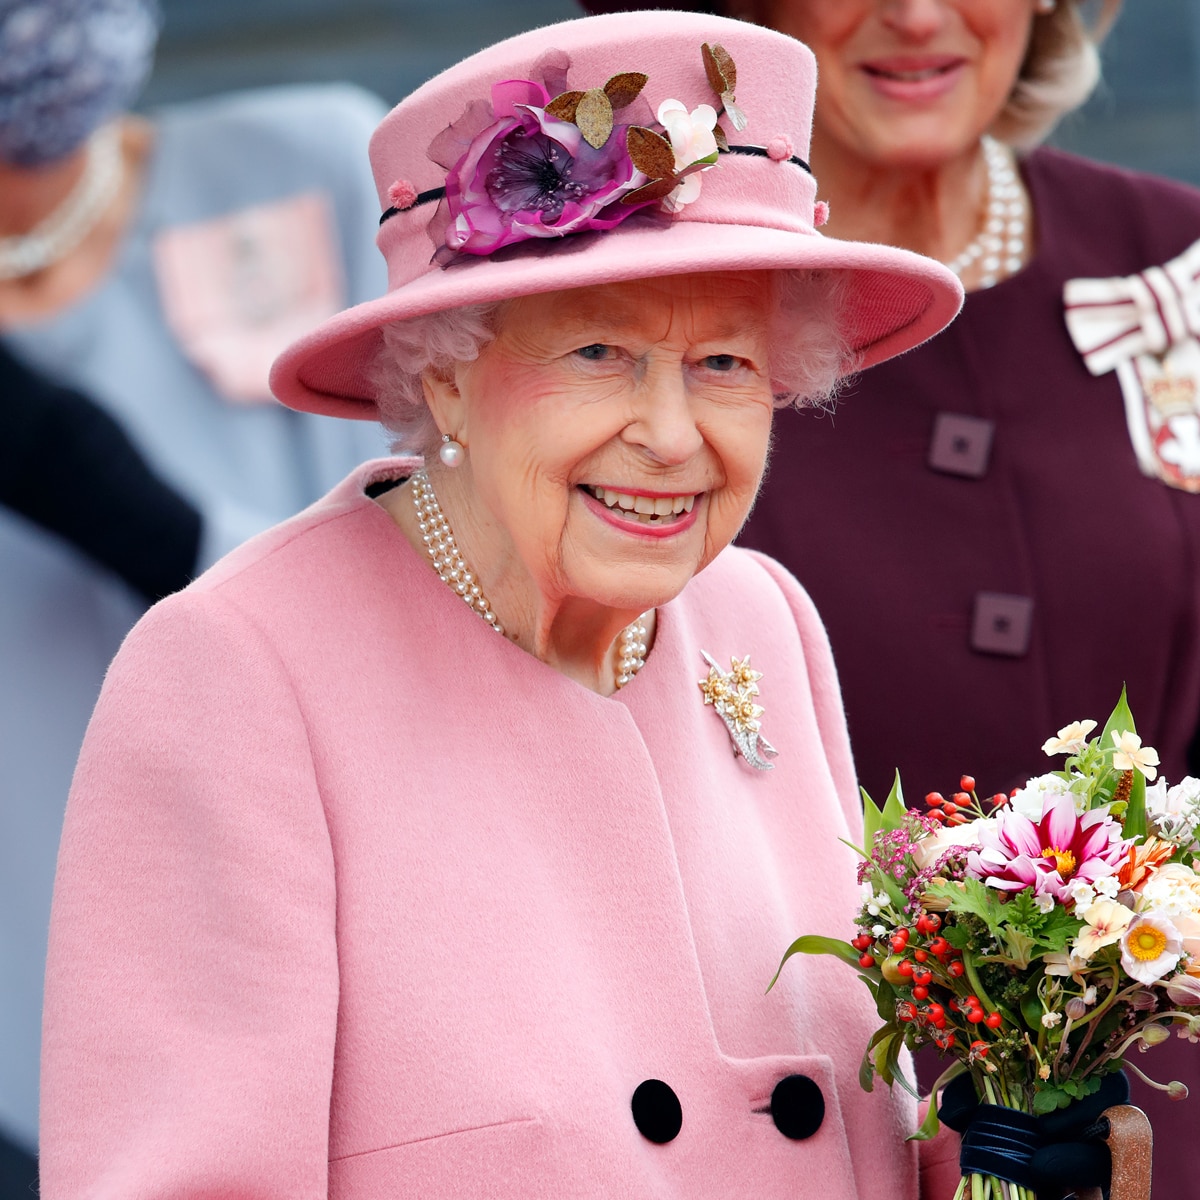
[959,1103,1042,1188]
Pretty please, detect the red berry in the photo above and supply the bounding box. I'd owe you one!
[930,937,949,956]
[895,927,910,942]
[859,954,876,968]
[991,793,1008,808]
[965,995,979,1007]
[912,985,929,1000]
[960,775,976,793]
[927,1003,945,1021]
[948,961,965,977]
[897,960,914,977]
[927,914,942,930]
[890,937,905,953]
[970,1041,989,1057]
[928,808,946,823]
[851,934,872,951]
[952,792,971,807]
[898,1003,916,1023]
[967,1009,985,1024]
[914,949,928,963]
[942,1032,956,1048]
[925,791,945,807]
[985,1012,1003,1029]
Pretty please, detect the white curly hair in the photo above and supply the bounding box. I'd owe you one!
[369,270,858,455]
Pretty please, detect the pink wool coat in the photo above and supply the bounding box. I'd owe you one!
[41,460,959,1198]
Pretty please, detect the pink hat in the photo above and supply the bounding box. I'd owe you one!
[271,10,963,420]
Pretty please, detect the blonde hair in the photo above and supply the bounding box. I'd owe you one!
[992,0,1123,148]
[369,271,858,454]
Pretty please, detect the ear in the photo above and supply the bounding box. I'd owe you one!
[421,365,470,444]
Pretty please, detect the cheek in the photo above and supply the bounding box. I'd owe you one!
[703,403,774,541]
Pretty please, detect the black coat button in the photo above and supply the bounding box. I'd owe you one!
[771,1074,825,1140]
[631,1079,682,1143]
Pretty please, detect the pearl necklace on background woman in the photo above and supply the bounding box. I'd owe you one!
[0,123,124,281]
[944,135,1027,289]
[411,468,650,688]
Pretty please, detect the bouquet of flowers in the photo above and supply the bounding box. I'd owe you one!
[773,691,1200,1200]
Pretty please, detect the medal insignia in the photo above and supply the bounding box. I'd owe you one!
[698,651,778,771]
[1065,239,1200,493]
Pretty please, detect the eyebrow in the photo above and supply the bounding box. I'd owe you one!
[548,301,768,340]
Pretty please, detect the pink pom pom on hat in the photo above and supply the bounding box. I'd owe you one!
[271,10,963,421]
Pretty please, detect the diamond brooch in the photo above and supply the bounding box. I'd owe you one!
[698,652,778,771]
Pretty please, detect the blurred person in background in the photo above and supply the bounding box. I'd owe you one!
[575,0,1200,1195]
[0,0,388,1187]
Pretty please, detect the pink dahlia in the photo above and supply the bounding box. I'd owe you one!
[966,794,1130,902]
[444,79,645,256]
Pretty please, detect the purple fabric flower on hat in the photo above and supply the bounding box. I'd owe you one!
[444,79,645,256]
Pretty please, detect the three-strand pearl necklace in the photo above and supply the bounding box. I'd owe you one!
[944,136,1027,289]
[411,469,650,688]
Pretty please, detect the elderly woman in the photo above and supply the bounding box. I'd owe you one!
[38,12,979,1198]
[582,0,1200,1193]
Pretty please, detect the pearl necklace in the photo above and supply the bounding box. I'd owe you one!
[0,122,125,282]
[411,469,650,688]
[944,136,1027,290]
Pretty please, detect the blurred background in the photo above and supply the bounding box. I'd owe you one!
[139,0,1200,185]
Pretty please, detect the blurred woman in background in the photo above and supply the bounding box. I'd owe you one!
[584,0,1200,1193]
[0,0,387,1185]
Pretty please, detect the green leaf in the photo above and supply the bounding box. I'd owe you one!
[881,770,908,832]
[907,1061,968,1141]
[767,934,861,992]
[859,1024,892,1093]
[1032,1086,1073,1115]
[1100,684,1136,746]
[862,786,885,849]
[1100,686,1147,837]
[874,978,897,1023]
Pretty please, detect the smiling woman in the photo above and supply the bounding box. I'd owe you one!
[41,11,973,1200]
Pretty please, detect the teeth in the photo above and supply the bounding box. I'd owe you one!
[586,485,699,520]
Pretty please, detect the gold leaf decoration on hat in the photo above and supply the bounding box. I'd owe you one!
[575,88,615,149]
[622,126,680,205]
[701,42,748,131]
[546,73,648,149]
[603,72,648,110]
[545,89,584,122]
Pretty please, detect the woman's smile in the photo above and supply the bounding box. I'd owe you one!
[858,54,968,103]
[579,483,702,538]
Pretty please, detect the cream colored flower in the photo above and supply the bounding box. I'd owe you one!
[1074,899,1135,960]
[1111,730,1160,781]
[1121,913,1183,983]
[1042,720,1097,757]
[657,99,719,212]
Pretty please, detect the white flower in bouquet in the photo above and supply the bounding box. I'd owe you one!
[1120,913,1184,983]
[1008,772,1087,820]
[910,814,993,871]
[1073,899,1134,960]
[1041,720,1097,756]
[1139,862,1200,918]
[1146,775,1200,846]
[1111,729,1160,780]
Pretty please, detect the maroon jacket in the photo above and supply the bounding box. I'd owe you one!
[740,146,1200,1195]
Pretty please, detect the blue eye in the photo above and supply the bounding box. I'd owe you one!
[575,344,612,361]
[704,354,739,372]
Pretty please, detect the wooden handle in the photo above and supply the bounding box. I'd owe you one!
[1075,1104,1153,1200]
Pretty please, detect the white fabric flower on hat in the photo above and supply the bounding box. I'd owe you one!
[657,100,719,213]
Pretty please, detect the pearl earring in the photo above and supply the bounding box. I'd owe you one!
[438,434,465,467]
[1036,0,1056,12]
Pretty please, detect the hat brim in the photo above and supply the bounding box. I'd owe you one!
[271,219,962,420]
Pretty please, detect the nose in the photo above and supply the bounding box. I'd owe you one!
[879,0,949,40]
[621,365,705,466]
